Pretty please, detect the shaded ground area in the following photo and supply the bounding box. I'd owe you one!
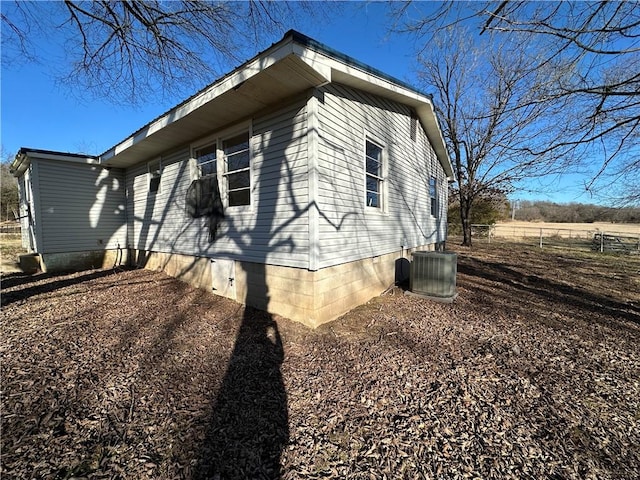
[1,243,639,479]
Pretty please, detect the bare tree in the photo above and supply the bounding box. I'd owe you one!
[395,1,640,206]
[1,148,19,222]
[417,29,567,245]
[1,1,321,104]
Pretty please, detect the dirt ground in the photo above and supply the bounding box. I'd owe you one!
[1,242,639,479]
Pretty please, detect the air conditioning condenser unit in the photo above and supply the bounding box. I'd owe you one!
[409,251,457,301]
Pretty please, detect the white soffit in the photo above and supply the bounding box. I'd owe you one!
[100,31,453,178]
[101,39,330,168]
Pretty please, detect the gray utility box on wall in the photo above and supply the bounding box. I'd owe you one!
[410,251,457,301]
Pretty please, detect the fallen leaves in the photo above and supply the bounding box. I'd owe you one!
[1,243,639,479]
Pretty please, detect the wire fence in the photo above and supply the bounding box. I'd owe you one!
[0,224,21,235]
[471,224,640,254]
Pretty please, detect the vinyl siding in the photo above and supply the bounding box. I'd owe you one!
[125,98,310,268]
[18,169,37,251]
[36,159,127,253]
[315,83,448,269]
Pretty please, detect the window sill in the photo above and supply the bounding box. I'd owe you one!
[225,204,254,214]
[365,206,389,216]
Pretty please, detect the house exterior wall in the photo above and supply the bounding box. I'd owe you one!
[314,83,448,270]
[13,32,453,325]
[125,98,310,269]
[124,85,449,327]
[35,159,127,253]
[17,167,36,251]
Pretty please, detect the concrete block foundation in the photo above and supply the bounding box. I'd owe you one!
[39,249,128,273]
[130,245,437,328]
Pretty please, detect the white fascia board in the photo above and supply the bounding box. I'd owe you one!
[11,150,99,176]
[101,39,301,163]
[416,104,454,180]
[296,46,429,106]
[10,152,29,177]
[292,44,332,85]
[27,151,98,164]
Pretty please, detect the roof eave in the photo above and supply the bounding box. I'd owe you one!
[99,34,307,166]
[10,148,100,176]
[99,29,454,178]
[10,150,29,177]
[415,104,454,180]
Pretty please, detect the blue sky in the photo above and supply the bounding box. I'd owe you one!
[0,1,598,204]
[2,3,412,156]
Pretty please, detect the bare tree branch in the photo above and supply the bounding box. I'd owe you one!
[2,0,327,104]
[394,0,640,207]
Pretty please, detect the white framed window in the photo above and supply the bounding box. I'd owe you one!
[365,137,385,210]
[429,177,438,217]
[222,131,251,207]
[191,123,252,209]
[148,158,162,194]
[195,142,217,177]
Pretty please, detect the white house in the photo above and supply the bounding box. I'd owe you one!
[12,30,453,327]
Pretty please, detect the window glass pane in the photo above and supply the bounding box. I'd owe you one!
[227,171,250,190]
[223,133,249,155]
[196,144,217,177]
[227,150,250,171]
[229,189,250,206]
[199,161,217,176]
[365,139,383,209]
[430,178,438,217]
[366,157,381,177]
[148,160,161,193]
[366,177,380,193]
[222,131,251,206]
[150,177,160,193]
[197,144,217,164]
[366,141,382,161]
[367,192,379,208]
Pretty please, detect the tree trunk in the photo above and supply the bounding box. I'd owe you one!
[459,199,472,247]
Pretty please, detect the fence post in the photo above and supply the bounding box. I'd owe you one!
[600,231,604,253]
[539,228,543,249]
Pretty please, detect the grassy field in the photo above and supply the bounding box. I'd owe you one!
[493,221,640,238]
[0,233,26,274]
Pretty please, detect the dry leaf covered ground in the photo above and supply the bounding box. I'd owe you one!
[1,242,639,479]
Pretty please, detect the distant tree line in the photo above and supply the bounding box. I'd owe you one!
[1,160,19,222]
[513,201,640,224]
[448,194,640,234]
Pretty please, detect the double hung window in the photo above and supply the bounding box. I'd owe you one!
[223,132,251,207]
[193,128,251,208]
[430,177,438,217]
[365,139,384,209]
